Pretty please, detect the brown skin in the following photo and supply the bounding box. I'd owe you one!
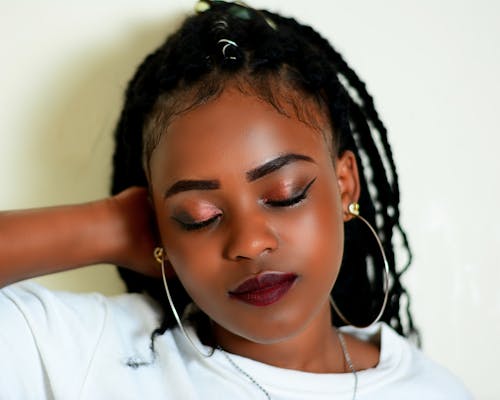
[0,85,378,373]
[0,187,161,287]
[149,86,379,373]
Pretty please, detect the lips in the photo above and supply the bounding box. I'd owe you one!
[229,272,298,306]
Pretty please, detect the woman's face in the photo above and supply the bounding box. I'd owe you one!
[149,86,358,345]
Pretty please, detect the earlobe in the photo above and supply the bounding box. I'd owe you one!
[335,150,361,221]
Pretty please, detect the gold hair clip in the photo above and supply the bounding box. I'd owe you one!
[194,0,277,30]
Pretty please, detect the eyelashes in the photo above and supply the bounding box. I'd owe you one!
[173,177,317,231]
[263,177,316,207]
[174,213,222,231]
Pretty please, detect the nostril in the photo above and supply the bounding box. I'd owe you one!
[225,235,279,261]
[223,214,279,261]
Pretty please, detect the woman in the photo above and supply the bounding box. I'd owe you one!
[0,1,471,398]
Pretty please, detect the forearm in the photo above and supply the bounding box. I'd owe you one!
[0,199,120,288]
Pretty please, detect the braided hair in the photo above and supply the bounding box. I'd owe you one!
[111,2,418,343]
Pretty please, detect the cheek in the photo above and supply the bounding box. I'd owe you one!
[158,222,226,302]
[154,202,218,268]
[280,183,344,272]
[162,229,215,274]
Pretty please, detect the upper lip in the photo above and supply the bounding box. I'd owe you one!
[229,272,298,294]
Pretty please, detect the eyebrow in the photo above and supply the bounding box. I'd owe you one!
[246,153,314,182]
[164,153,314,198]
[165,180,219,198]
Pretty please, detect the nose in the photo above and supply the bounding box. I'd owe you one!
[223,212,279,261]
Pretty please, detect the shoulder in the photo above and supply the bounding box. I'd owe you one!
[342,323,473,399]
[0,281,165,398]
[0,280,160,333]
[0,281,163,364]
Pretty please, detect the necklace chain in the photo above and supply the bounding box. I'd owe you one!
[217,329,358,400]
[218,345,272,400]
[337,329,358,400]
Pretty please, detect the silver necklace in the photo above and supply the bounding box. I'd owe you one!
[337,329,358,400]
[217,329,358,400]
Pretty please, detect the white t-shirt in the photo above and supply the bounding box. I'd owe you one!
[0,282,471,400]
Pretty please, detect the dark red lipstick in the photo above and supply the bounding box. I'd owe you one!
[229,272,297,306]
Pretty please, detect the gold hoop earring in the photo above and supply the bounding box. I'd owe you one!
[154,247,214,357]
[330,202,390,328]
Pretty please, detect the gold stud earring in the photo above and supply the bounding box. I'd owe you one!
[154,247,164,265]
[348,202,360,217]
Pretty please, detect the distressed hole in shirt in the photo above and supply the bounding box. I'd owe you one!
[124,356,153,369]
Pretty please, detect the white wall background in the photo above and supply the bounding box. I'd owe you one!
[1,1,498,398]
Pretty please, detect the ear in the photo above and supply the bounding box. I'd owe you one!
[335,150,360,221]
[148,192,177,279]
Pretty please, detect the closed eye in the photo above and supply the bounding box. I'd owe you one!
[173,213,222,231]
[264,177,317,207]
[172,177,317,230]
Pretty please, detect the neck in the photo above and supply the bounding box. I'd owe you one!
[212,303,346,373]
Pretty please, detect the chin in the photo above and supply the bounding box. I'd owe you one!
[218,306,322,345]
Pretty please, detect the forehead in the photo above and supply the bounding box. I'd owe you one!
[148,87,332,184]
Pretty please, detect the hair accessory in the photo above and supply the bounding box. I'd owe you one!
[330,202,390,328]
[209,17,240,62]
[194,0,277,30]
[194,0,211,13]
[212,18,229,31]
[154,247,215,358]
[217,38,239,60]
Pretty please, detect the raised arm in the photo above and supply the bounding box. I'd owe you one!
[0,187,160,288]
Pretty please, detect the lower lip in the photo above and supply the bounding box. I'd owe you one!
[229,277,297,307]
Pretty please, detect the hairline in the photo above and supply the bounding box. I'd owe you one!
[142,68,337,179]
